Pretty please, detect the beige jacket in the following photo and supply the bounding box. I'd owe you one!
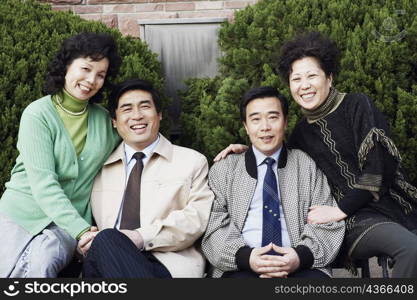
[91,134,214,277]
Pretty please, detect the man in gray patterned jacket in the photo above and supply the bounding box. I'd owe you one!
[202,86,345,278]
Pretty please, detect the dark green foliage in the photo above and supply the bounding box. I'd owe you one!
[0,0,164,193]
[180,77,249,158]
[180,0,417,184]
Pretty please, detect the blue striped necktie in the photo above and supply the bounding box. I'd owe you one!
[261,157,282,248]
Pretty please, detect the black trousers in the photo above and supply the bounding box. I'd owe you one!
[222,269,329,278]
[83,229,171,278]
[351,222,417,278]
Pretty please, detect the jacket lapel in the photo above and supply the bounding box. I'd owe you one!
[232,148,258,231]
[102,142,126,227]
[141,134,172,176]
[277,147,300,246]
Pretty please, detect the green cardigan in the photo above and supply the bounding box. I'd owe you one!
[0,95,120,239]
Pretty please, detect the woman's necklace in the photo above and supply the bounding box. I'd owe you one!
[55,94,87,116]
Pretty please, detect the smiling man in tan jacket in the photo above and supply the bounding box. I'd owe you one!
[79,79,213,278]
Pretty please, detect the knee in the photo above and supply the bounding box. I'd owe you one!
[394,239,417,261]
[85,229,122,261]
[90,228,125,250]
[94,229,121,243]
[404,242,417,257]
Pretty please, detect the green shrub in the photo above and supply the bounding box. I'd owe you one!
[0,0,164,193]
[180,0,417,184]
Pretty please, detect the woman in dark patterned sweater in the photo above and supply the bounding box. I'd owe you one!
[217,32,417,277]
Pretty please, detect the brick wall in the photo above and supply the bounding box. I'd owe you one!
[43,0,259,37]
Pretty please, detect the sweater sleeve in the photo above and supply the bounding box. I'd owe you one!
[17,110,90,239]
[337,94,399,215]
[337,188,373,216]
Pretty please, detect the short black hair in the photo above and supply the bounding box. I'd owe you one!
[109,78,162,119]
[44,32,122,103]
[278,32,340,83]
[240,86,288,122]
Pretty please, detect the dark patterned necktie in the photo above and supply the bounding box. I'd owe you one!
[261,157,282,248]
[120,152,145,230]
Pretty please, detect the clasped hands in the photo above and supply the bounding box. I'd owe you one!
[76,227,144,258]
[249,243,300,278]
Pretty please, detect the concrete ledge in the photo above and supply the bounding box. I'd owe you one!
[138,17,227,25]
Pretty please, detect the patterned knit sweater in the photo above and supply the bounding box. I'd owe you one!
[288,92,417,256]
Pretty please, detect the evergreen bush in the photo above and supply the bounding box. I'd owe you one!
[180,0,417,185]
[0,0,164,193]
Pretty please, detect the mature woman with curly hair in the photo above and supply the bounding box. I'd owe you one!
[0,32,122,277]
[217,32,417,277]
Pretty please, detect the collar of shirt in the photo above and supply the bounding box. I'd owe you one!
[252,145,282,168]
[124,134,160,168]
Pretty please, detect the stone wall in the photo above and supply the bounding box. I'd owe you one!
[42,0,259,37]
